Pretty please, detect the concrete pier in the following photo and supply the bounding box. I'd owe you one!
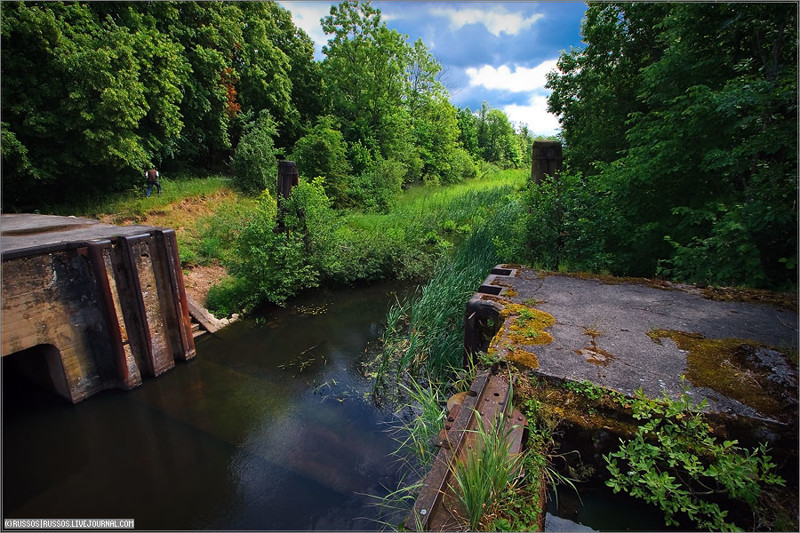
[1,214,196,402]
[465,265,798,424]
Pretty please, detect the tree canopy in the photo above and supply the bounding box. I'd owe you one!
[1,0,533,211]
[543,2,796,288]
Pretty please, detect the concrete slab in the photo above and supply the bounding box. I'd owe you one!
[480,267,798,424]
[1,214,161,257]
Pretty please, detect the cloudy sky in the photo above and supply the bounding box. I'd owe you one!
[278,1,588,136]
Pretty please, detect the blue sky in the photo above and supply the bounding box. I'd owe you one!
[278,1,588,136]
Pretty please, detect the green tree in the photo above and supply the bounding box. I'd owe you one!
[321,1,411,163]
[457,107,481,160]
[290,116,351,204]
[1,2,188,208]
[232,111,279,194]
[542,2,797,288]
[140,1,245,168]
[477,103,521,168]
[404,38,461,184]
[546,3,667,174]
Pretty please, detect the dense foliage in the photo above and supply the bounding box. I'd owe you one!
[543,2,797,289]
[2,0,533,212]
[605,387,785,531]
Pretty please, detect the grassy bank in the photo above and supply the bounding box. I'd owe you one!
[204,169,528,315]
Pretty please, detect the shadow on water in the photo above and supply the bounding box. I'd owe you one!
[3,282,415,530]
[544,485,681,532]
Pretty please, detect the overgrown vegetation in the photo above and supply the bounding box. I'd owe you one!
[543,2,797,289]
[208,168,526,316]
[605,386,785,531]
[1,0,536,212]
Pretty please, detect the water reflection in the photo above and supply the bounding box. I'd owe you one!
[3,283,411,530]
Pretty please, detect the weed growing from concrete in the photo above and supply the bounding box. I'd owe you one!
[450,410,524,530]
[605,386,785,531]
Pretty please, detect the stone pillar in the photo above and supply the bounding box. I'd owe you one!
[531,140,563,184]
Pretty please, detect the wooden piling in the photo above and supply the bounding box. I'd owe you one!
[530,140,563,184]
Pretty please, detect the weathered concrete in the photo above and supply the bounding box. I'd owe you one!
[465,266,799,424]
[1,214,196,402]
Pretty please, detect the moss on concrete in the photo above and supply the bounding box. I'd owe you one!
[488,303,556,369]
[647,329,795,420]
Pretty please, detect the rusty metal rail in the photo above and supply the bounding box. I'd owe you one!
[404,370,527,531]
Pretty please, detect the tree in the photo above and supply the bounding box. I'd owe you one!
[290,116,351,204]
[541,2,797,288]
[1,2,188,208]
[476,103,521,168]
[546,3,668,173]
[232,111,279,194]
[457,107,480,160]
[321,1,411,163]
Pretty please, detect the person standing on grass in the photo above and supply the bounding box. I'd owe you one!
[145,166,161,197]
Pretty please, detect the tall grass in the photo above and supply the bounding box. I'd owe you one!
[375,188,527,382]
[450,410,524,531]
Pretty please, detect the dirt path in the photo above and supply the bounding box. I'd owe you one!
[182,264,227,307]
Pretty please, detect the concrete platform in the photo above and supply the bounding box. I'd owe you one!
[1,213,160,257]
[465,266,799,425]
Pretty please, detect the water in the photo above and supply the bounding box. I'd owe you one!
[545,486,676,532]
[3,283,411,530]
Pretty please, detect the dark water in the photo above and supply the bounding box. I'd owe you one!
[545,486,676,532]
[3,283,411,530]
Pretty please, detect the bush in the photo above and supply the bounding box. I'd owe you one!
[232,111,278,195]
[290,116,351,205]
[227,179,336,308]
[344,157,404,213]
[444,146,477,184]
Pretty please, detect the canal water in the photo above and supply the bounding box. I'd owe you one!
[3,283,412,530]
[4,280,671,531]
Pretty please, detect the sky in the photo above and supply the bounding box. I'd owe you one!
[277,1,588,136]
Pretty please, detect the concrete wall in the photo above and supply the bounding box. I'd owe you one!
[1,226,195,403]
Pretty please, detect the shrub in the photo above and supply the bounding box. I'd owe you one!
[227,179,337,308]
[290,116,351,204]
[605,387,785,531]
[444,147,477,184]
[232,111,278,195]
[344,157,405,213]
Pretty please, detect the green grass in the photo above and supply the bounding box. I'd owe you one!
[346,168,526,245]
[374,179,527,381]
[44,175,233,218]
[450,410,524,531]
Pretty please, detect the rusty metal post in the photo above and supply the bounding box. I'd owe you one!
[276,161,299,232]
[530,140,563,184]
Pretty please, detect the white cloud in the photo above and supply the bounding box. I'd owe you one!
[278,2,334,57]
[503,95,560,137]
[465,60,558,92]
[430,6,543,37]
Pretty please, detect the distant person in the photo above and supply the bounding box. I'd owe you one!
[145,166,161,197]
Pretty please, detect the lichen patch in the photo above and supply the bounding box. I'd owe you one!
[488,304,556,369]
[647,329,798,421]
